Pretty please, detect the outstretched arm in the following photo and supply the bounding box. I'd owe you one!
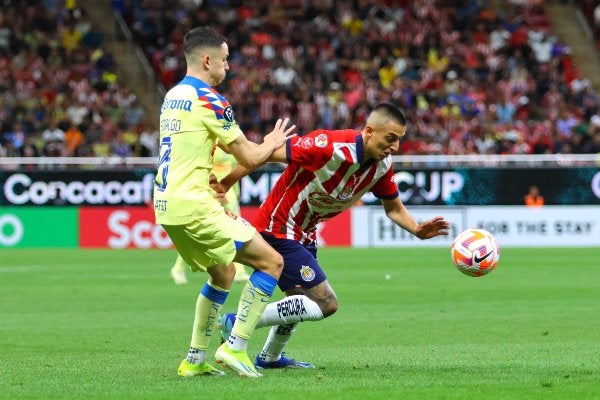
[381,198,450,239]
[221,118,295,170]
[212,139,289,197]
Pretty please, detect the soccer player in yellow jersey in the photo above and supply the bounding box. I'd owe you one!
[170,147,250,285]
[154,27,295,378]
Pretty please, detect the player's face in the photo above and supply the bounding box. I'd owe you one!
[206,43,230,86]
[364,120,405,161]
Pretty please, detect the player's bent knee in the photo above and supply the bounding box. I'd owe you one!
[264,252,283,278]
[250,246,283,278]
[207,263,236,289]
[317,297,338,318]
[322,301,338,317]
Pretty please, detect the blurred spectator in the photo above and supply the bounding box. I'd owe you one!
[42,120,66,157]
[64,122,84,156]
[524,185,544,207]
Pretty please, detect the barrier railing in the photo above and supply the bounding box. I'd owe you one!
[0,154,598,170]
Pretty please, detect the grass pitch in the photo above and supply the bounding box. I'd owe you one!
[1,247,599,399]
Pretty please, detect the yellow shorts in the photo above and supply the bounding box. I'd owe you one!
[162,209,255,272]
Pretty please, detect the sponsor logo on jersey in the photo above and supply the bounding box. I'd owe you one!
[315,134,328,148]
[299,265,316,281]
[161,98,193,112]
[307,191,346,211]
[301,137,314,149]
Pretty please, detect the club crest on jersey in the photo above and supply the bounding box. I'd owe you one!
[338,175,360,201]
[299,265,316,282]
[315,134,328,148]
[338,186,354,201]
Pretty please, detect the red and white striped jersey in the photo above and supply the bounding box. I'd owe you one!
[254,129,399,244]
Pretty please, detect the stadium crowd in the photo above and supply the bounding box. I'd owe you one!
[2,0,600,158]
[0,1,158,159]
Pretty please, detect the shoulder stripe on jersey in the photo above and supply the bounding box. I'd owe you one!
[197,87,230,120]
[175,76,232,121]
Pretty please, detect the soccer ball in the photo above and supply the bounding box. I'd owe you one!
[451,228,500,277]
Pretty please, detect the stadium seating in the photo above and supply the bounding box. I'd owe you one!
[0,2,157,158]
[120,0,600,155]
[2,1,599,158]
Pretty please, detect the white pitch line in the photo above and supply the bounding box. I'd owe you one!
[0,265,49,273]
[0,264,130,273]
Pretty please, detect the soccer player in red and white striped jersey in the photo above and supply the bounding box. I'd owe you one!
[216,103,450,369]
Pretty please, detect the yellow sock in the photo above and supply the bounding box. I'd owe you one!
[230,271,277,344]
[190,282,229,350]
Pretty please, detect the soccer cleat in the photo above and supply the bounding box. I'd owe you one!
[215,343,262,378]
[217,313,236,344]
[170,266,188,285]
[177,359,225,377]
[255,353,316,369]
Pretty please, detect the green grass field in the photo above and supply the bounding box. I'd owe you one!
[1,247,599,399]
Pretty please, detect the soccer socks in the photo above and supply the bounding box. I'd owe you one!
[256,295,324,328]
[188,282,229,363]
[257,323,297,362]
[227,271,277,351]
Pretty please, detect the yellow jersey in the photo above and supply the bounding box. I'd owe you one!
[154,76,242,225]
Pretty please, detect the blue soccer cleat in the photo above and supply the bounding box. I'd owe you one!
[217,313,236,344]
[255,353,316,369]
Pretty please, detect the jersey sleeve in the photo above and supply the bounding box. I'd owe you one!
[286,130,332,171]
[371,167,399,199]
[200,92,243,145]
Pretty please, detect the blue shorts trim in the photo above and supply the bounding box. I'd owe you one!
[260,232,327,292]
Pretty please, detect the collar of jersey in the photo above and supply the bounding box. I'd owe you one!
[178,75,209,89]
[355,134,376,170]
[356,134,365,163]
